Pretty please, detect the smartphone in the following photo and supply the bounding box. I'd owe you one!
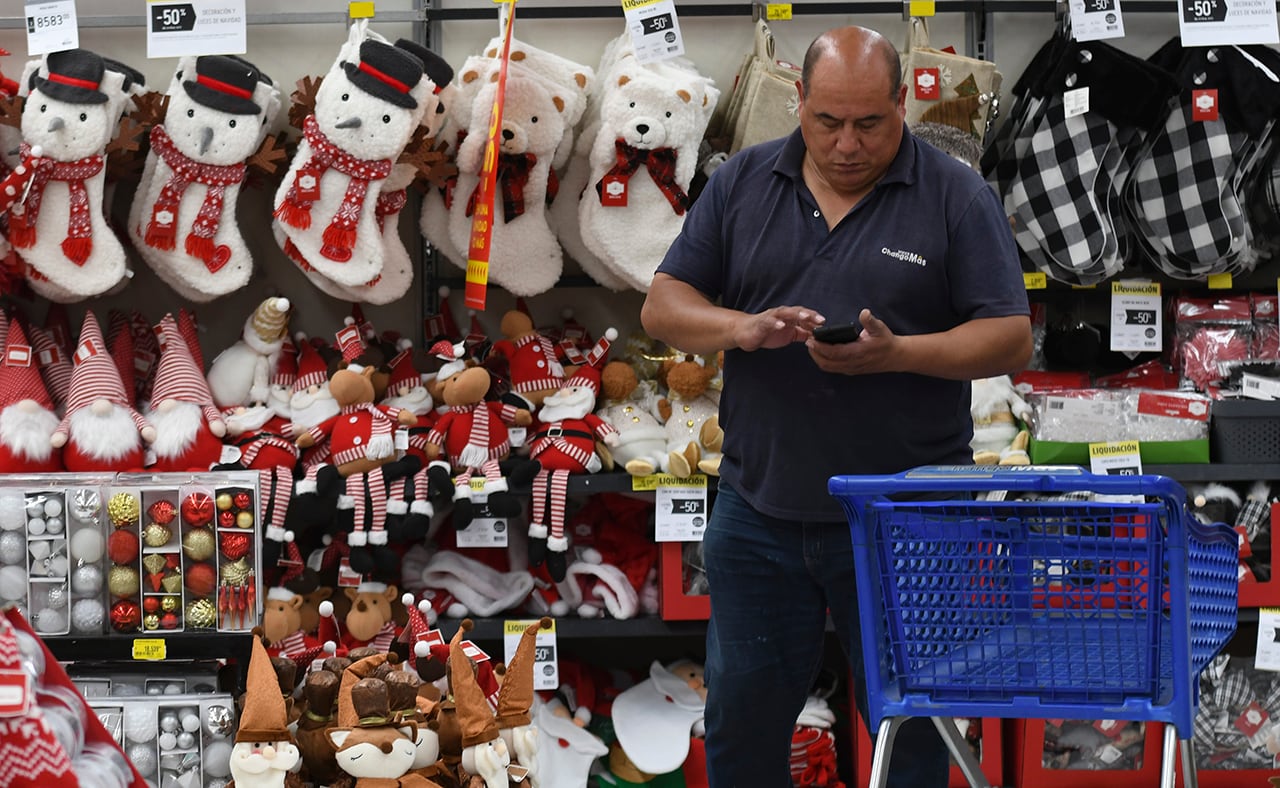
[812,322,863,344]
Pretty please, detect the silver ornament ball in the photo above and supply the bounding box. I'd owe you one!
[0,531,24,565]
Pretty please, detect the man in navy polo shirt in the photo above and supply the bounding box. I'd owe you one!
[641,25,1031,788]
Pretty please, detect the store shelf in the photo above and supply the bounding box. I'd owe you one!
[434,616,709,641]
[1146,464,1280,482]
[45,632,255,665]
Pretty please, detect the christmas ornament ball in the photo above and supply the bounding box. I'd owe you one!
[45,584,68,609]
[159,612,179,630]
[218,511,235,528]
[110,599,141,632]
[44,516,63,535]
[0,492,25,530]
[107,564,140,598]
[157,732,177,751]
[0,531,24,564]
[233,492,251,510]
[205,705,234,738]
[202,740,232,778]
[0,565,26,601]
[142,613,159,631]
[26,517,44,536]
[147,500,176,525]
[70,527,104,563]
[159,711,178,733]
[107,529,140,565]
[141,522,172,548]
[34,607,66,634]
[71,489,102,522]
[108,492,140,527]
[71,598,105,632]
[25,499,41,519]
[235,511,253,529]
[206,779,230,788]
[126,742,157,777]
[185,598,216,629]
[181,492,214,526]
[143,597,160,614]
[124,705,158,742]
[161,595,179,613]
[40,554,69,578]
[180,710,200,733]
[215,493,233,511]
[71,564,104,595]
[181,528,215,562]
[218,532,250,560]
[44,498,62,518]
[185,562,216,596]
[176,731,195,750]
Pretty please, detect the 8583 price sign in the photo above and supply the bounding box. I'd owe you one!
[24,1,78,56]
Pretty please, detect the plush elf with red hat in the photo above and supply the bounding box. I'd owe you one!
[228,635,302,788]
[528,329,620,581]
[50,312,156,471]
[488,308,570,411]
[0,320,63,473]
[145,313,227,471]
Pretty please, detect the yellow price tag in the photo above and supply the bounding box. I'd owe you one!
[631,474,707,491]
[631,475,661,492]
[766,3,792,19]
[1023,272,1047,290]
[503,618,557,636]
[468,478,486,492]
[1207,272,1233,289]
[132,638,166,661]
[1071,284,1097,290]
[909,0,936,16]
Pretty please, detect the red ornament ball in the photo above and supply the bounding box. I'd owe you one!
[159,612,179,630]
[185,562,217,597]
[233,492,252,511]
[107,529,140,565]
[181,493,214,527]
[219,532,251,561]
[143,597,161,614]
[147,500,177,526]
[110,600,141,632]
[218,511,235,529]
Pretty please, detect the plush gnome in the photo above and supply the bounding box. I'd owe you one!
[273,29,429,288]
[528,330,620,582]
[229,635,302,788]
[451,620,514,788]
[0,321,63,472]
[495,618,552,785]
[131,55,277,302]
[50,312,156,471]
[30,324,71,413]
[207,297,292,409]
[0,49,129,300]
[145,314,227,471]
[328,653,425,785]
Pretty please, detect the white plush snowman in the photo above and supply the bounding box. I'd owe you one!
[131,55,275,302]
[4,49,128,301]
[273,25,429,289]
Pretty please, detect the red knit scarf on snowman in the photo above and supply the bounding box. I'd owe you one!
[274,114,393,263]
[7,143,103,264]
[144,125,246,270]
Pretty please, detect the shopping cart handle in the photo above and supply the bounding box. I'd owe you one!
[828,464,1186,504]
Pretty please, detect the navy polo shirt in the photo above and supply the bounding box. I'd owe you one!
[656,126,1028,521]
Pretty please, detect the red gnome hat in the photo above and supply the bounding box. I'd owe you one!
[150,315,226,436]
[273,335,298,391]
[399,591,434,672]
[177,308,205,373]
[106,312,136,407]
[385,342,418,398]
[564,328,618,397]
[293,335,328,393]
[0,321,62,473]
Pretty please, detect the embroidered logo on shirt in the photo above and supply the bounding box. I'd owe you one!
[881,247,928,267]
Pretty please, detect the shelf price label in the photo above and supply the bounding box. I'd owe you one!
[1178,0,1277,45]
[24,1,79,56]
[654,475,709,542]
[503,619,558,690]
[146,0,247,59]
[621,0,685,64]
[1088,440,1142,476]
[1256,608,1280,672]
[132,638,167,661]
[766,3,792,19]
[1069,0,1125,41]
[1023,272,1047,290]
[455,501,509,549]
[1109,280,1162,353]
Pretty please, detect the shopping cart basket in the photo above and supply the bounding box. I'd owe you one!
[828,466,1238,788]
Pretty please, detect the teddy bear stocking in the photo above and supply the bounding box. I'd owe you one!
[274,23,430,288]
[131,55,280,302]
[0,49,129,301]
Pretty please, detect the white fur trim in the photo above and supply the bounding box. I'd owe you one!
[452,483,472,501]
[348,530,367,547]
[368,530,387,545]
[336,495,355,510]
[547,535,569,552]
[295,479,318,496]
[445,602,469,619]
[410,500,433,516]
[420,550,535,617]
[482,477,508,494]
[356,581,386,594]
[265,525,286,542]
[386,500,408,515]
[580,547,603,565]
[266,587,296,602]
[428,460,451,473]
[550,600,570,618]
[527,522,548,540]
[567,561,639,620]
[578,603,604,619]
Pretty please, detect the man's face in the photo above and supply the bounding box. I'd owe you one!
[797,52,906,197]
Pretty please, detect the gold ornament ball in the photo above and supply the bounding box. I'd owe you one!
[108,493,140,528]
[161,595,180,613]
[182,528,215,562]
[185,598,216,629]
[142,613,159,630]
[235,511,253,530]
[107,564,140,598]
[142,523,172,548]
[215,493,233,511]
[219,558,251,586]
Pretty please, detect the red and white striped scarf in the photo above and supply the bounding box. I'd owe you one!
[273,115,393,263]
[144,125,246,270]
[8,143,103,265]
[341,403,397,460]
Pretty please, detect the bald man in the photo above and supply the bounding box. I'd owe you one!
[642,26,1030,787]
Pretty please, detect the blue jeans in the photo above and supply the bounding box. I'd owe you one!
[702,483,949,788]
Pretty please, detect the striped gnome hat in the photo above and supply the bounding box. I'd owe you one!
[563,328,618,397]
[30,325,71,411]
[0,321,53,412]
[385,342,418,397]
[150,315,225,434]
[272,335,298,391]
[63,312,135,414]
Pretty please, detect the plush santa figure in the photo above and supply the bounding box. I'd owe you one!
[229,635,302,788]
[145,314,227,471]
[528,330,620,581]
[288,335,339,469]
[0,321,63,473]
[50,312,155,471]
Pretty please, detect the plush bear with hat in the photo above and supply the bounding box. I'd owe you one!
[144,313,227,471]
[206,296,293,409]
[228,634,302,788]
[50,311,156,471]
[130,55,280,302]
[274,21,431,289]
[0,319,63,473]
[0,49,130,301]
[328,653,424,785]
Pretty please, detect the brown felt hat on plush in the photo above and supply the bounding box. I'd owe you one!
[303,670,341,723]
[237,636,296,743]
[495,617,551,730]
[337,653,391,729]
[387,670,423,718]
[449,619,499,748]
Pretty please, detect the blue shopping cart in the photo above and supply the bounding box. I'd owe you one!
[829,465,1238,788]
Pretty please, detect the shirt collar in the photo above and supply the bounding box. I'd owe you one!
[772,122,918,188]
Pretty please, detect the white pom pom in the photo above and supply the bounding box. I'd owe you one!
[401,592,415,607]
[283,530,295,543]
[438,285,450,298]
[344,316,355,326]
[415,641,430,658]
[604,328,619,342]
[318,600,334,617]
[29,145,42,158]
[323,641,337,654]
[417,600,432,616]
[398,338,413,352]
[276,297,290,312]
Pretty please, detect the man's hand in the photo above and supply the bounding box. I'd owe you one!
[733,306,826,352]
[805,309,900,375]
